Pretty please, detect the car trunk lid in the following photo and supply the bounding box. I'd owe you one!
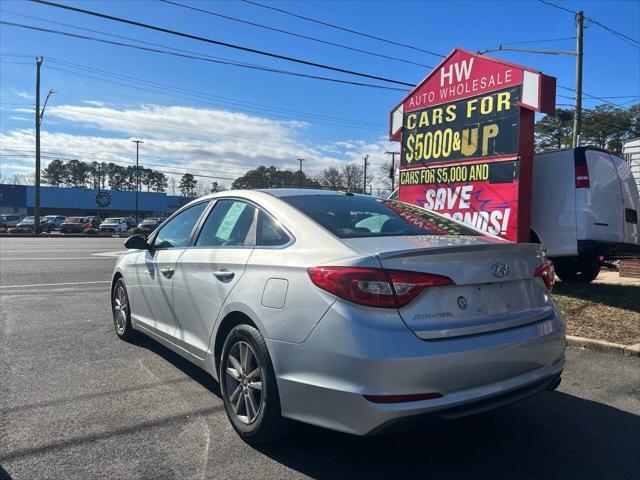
[345,236,552,340]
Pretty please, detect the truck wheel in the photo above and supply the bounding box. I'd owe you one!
[553,257,601,283]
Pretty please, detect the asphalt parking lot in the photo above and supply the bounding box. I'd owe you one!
[1,237,639,480]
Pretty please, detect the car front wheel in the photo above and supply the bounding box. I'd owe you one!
[220,324,288,444]
[111,278,137,341]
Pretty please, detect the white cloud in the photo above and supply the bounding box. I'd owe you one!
[1,103,397,192]
[82,100,106,107]
[13,90,34,100]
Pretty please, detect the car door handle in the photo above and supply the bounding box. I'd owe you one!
[160,267,175,278]
[212,270,234,280]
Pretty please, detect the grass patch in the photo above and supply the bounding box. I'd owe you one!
[553,282,640,345]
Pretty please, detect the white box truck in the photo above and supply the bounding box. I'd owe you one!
[531,147,640,282]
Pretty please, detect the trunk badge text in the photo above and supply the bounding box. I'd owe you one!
[457,296,468,310]
[491,263,510,278]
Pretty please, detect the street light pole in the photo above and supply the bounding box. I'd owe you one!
[385,151,400,193]
[297,158,305,188]
[362,155,369,194]
[131,140,144,222]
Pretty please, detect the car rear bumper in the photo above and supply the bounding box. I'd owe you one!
[267,301,565,435]
[578,240,640,258]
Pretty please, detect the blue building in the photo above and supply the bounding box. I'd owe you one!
[0,184,189,218]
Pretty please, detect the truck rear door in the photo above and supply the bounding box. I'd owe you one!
[610,154,640,245]
[577,149,624,243]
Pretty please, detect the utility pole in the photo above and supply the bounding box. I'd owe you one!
[385,151,400,193]
[132,140,144,222]
[96,162,101,221]
[34,57,43,234]
[297,158,305,188]
[573,10,584,147]
[362,155,369,194]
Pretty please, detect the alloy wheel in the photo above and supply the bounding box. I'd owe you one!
[113,285,128,335]
[224,340,264,424]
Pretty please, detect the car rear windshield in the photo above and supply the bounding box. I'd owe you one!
[67,217,83,223]
[104,218,120,224]
[282,195,482,238]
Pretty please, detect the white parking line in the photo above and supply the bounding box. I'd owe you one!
[0,280,111,289]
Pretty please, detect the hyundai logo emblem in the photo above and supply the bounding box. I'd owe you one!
[491,263,510,278]
[457,296,468,310]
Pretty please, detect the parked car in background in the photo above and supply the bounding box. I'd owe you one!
[42,215,67,231]
[14,215,66,232]
[0,216,6,229]
[137,217,161,233]
[99,217,129,233]
[85,216,102,229]
[2,214,24,228]
[125,217,137,229]
[112,189,564,444]
[34,215,67,232]
[16,216,36,231]
[61,216,100,233]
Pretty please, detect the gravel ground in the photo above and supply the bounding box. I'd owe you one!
[553,281,640,345]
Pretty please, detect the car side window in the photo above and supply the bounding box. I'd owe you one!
[256,210,290,247]
[153,202,208,249]
[196,200,256,247]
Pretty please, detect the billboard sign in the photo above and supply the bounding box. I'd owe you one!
[390,48,556,242]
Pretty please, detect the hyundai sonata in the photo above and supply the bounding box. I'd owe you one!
[111,189,565,443]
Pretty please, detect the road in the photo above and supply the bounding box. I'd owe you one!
[1,237,639,480]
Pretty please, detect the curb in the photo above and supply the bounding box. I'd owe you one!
[566,335,640,357]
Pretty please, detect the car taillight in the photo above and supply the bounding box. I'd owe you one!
[307,266,455,308]
[575,163,590,188]
[534,262,555,291]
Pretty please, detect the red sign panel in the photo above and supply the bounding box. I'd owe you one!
[390,48,555,242]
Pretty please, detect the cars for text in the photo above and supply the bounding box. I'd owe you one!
[111,190,565,443]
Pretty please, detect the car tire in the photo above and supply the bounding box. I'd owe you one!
[111,278,138,341]
[220,324,289,444]
[553,256,601,283]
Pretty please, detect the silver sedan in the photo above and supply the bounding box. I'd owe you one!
[111,189,565,443]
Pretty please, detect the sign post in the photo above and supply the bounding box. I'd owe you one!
[390,48,556,242]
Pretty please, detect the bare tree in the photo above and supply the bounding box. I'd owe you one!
[168,176,178,195]
[341,163,363,192]
[318,167,344,190]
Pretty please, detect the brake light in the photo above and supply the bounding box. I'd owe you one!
[307,266,455,308]
[534,262,555,291]
[575,163,590,188]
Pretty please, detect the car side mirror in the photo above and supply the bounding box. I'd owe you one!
[125,234,150,250]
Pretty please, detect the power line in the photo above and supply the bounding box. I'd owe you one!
[485,36,576,50]
[42,57,385,127]
[0,21,408,93]
[29,0,416,87]
[240,0,444,58]
[159,0,432,69]
[538,0,640,49]
[43,64,386,131]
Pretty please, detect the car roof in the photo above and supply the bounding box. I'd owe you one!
[257,188,364,198]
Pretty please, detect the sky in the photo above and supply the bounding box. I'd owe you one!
[1,0,639,192]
